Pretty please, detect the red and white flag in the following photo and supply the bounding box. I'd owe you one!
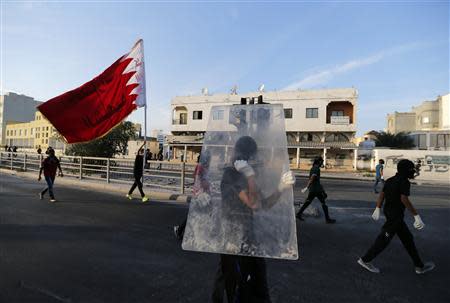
[38,39,146,144]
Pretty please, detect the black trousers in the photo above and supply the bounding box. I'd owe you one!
[212,255,271,303]
[297,191,332,221]
[128,176,145,197]
[361,218,424,268]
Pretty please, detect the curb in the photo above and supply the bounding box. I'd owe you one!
[0,168,190,203]
[292,171,449,186]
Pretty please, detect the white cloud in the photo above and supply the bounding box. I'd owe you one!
[283,42,425,90]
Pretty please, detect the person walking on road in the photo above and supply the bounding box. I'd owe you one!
[126,142,149,203]
[295,157,336,224]
[373,159,385,193]
[358,159,434,274]
[38,148,63,202]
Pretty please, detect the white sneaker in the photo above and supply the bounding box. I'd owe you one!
[50,199,56,203]
[415,262,435,274]
[126,194,132,200]
[39,193,43,200]
[358,258,380,273]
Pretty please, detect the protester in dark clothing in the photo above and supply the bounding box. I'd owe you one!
[4,145,8,151]
[358,159,434,274]
[212,136,295,303]
[373,159,385,193]
[38,148,63,202]
[174,151,211,240]
[37,146,42,154]
[296,157,336,223]
[126,142,149,202]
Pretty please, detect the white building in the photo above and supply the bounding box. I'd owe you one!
[0,92,42,146]
[170,88,358,170]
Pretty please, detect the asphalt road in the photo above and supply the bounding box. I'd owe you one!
[0,172,449,303]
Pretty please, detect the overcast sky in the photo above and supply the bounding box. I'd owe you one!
[2,1,449,135]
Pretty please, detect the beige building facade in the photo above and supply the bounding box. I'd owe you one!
[5,111,65,152]
[170,88,358,170]
[0,92,42,146]
[386,94,450,150]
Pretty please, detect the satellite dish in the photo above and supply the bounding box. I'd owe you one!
[201,88,208,95]
[258,84,265,92]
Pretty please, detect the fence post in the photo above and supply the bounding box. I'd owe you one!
[23,153,27,171]
[79,156,83,179]
[106,158,110,183]
[180,162,185,194]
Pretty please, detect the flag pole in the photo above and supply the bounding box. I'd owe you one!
[141,39,148,186]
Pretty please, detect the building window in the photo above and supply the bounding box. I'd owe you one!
[19,129,22,136]
[193,111,203,120]
[213,110,224,120]
[179,113,188,124]
[24,130,27,136]
[306,108,318,118]
[422,117,429,124]
[331,110,344,116]
[284,108,293,119]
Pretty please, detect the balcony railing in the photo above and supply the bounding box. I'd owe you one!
[172,119,187,125]
[330,116,350,125]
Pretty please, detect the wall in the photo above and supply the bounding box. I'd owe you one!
[386,112,416,134]
[373,148,450,183]
[439,94,449,130]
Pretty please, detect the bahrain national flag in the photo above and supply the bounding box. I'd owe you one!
[38,39,146,144]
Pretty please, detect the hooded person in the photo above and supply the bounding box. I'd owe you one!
[212,135,296,303]
[357,159,435,274]
[295,156,336,223]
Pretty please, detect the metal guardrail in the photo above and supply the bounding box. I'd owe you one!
[0,152,195,194]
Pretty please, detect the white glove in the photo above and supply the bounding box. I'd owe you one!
[234,160,255,178]
[372,207,381,221]
[301,187,308,193]
[413,215,425,230]
[278,171,296,192]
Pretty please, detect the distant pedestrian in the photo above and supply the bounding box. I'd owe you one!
[296,157,336,223]
[37,146,42,154]
[4,145,8,152]
[358,159,434,274]
[373,159,385,193]
[126,142,149,202]
[38,148,63,202]
[145,149,152,169]
[157,149,163,170]
[414,159,422,177]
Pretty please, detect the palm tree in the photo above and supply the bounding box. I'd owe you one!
[374,131,415,149]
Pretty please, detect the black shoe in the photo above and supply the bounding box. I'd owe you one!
[296,213,305,221]
[326,219,336,224]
